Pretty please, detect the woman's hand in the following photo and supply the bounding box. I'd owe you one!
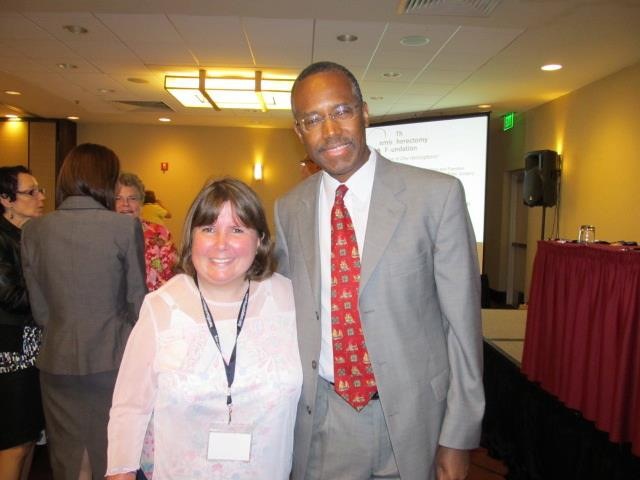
[105,473,137,480]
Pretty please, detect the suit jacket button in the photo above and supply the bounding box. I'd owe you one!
[311,360,317,369]
[306,405,312,415]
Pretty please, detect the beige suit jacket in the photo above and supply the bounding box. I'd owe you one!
[274,155,485,480]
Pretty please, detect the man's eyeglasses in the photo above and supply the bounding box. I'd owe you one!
[296,104,361,133]
[17,187,45,197]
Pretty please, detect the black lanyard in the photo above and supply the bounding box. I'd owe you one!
[195,277,250,423]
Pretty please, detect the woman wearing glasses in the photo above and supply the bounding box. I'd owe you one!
[0,166,46,480]
[21,144,147,480]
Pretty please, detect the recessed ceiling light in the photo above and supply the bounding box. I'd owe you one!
[337,34,358,42]
[370,96,384,100]
[478,104,492,109]
[63,25,88,35]
[541,64,563,71]
[57,63,78,70]
[400,35,430,47]
[158,117,171,122]
[382,72,401,78]
[67,116,79,121]
[127,77,148,84]
[4,90,21,96]
[97,88,115,94]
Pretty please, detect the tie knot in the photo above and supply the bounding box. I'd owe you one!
[335,184,348,204]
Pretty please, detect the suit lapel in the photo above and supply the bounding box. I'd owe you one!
[295,175,322,306]
[360,157,406,292]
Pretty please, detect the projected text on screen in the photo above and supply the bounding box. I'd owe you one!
[366,114,488,242]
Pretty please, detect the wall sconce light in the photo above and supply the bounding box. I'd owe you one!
[165,69,294,111]
[160,162,169,173]
[253,163,263,181]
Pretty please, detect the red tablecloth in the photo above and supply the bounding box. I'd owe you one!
[521,241,640,456]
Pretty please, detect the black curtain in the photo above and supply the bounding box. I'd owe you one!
[481,341,640,480]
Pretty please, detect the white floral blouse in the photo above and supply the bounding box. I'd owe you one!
[107,273,302,479]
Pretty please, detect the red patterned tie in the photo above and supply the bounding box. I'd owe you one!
[331,184,377,410]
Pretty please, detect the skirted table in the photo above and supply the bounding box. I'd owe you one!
[521,240,640,456]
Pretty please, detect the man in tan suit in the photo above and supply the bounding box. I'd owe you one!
[274,62,484,479]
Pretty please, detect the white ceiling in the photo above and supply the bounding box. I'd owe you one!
[1,0,639,129]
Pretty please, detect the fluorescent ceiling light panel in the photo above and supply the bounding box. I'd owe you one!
[165,70,293,111]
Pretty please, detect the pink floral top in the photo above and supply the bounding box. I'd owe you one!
[141,220,178,292]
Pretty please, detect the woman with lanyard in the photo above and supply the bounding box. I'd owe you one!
[106,178,302,479]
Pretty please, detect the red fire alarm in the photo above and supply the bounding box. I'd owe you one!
[160,162,169,173]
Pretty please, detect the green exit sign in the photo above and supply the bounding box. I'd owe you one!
[503,112,515,131]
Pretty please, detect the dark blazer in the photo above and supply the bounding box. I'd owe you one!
[0,215,32,327]
[0,214,34,357]
[21,196,147,375]
[274,155,485,480]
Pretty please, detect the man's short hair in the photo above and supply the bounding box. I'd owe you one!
[291,61,363,112]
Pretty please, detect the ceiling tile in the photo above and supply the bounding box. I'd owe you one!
[0,13,51,40]
[385,102,437,115]
[429,51,494,71]
[25,72,92,98]
[366,102,394,116]
[97,13,183,44]
[404,83,453,96]
[0,56,57,74]
[243,17,313,67]
[363,65,419,83]
[89,59,151,75]
[127,42,195,65]
[377,23,459,53]
[168,15,253,66]
[24,11,118,41]
[64,39,141,62]
[59,72,126,95]
[444,26,523,54]
[3,38,77,60]
[314,19,387,51]
[359,81,403,97]
[415,69,474,85]
[394,94,443,107]
[370,48,439,69]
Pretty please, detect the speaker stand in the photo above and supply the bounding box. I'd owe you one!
[540,206,547,240]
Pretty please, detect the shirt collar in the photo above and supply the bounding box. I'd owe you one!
[321,148,377,203]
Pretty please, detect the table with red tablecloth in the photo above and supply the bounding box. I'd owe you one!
[521,240,640,456]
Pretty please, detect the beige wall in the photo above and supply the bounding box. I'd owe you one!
[28,122,57,214]
[0,120,57,214]
[78,123,306,245]
[0,120,29,167]
[484,61,640,298]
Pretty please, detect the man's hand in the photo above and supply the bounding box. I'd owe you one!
[435,445,470,480]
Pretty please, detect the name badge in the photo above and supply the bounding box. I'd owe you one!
[207,427,252,462]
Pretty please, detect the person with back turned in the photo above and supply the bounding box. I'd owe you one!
[21,143,147,480]
[274,61,484,480]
